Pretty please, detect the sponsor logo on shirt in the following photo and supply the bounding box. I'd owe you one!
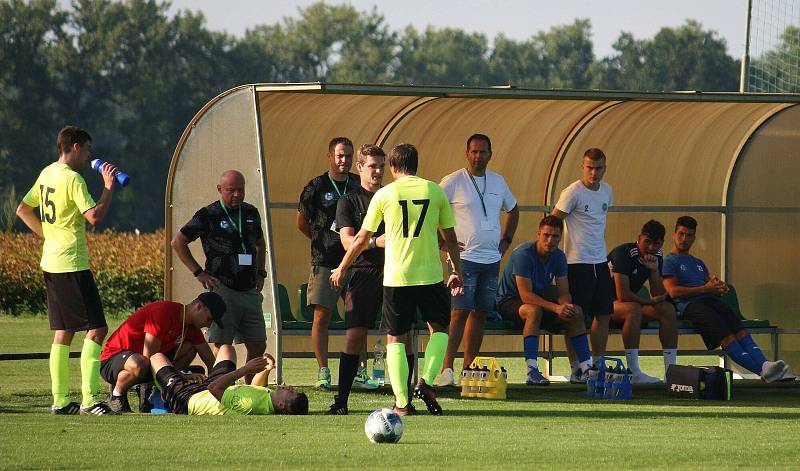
[324,192,334,201]
[697,264,704,272]
[220,220,231,229]
[602,203,608,211]
[680,264,687,271]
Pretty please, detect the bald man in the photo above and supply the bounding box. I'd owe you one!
[172,170,268,384]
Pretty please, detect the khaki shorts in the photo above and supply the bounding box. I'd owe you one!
[307,265,349,312]
[207,283,266,344]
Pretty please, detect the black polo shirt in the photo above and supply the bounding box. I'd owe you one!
[180,201,263,291]
[607,242,663,296]
[298,172,358,268]
[336,185,385,269]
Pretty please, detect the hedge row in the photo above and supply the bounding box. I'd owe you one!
[0,231,164,316]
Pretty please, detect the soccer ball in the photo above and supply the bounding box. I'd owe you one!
[364,408,404,444]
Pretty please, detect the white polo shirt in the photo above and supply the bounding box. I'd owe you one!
[554,180,612,264]
[440,168,517,264]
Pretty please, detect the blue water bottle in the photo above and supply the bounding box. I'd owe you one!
[618,368,633,400]
[594,360,606,398]
[611,364,624,399]
[91,158,130,187]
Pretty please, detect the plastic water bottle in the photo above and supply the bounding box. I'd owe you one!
[372,338,386,386]
[618,368,633,400]
[603,365,616,399]
[586,366,598,397]
[91,158,130,187]
[594,363,606,398]
[611,365,624,399]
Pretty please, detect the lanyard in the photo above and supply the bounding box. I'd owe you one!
[174,304,186,359]
[467,172,487,218]
[327,173,349,197]
[220,201,247,252]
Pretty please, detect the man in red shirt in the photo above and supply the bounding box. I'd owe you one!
[100,292,225,412]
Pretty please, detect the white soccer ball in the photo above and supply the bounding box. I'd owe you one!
[364,408,404,444]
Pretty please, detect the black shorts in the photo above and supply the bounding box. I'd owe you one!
[567,263,614,320]
[682,297,746,350]
[44,270,106,332]
[156,360,235,415]
[100,349,175,386]
[497,298,567,333]
[382,283,450,336]
[344,267,383,329]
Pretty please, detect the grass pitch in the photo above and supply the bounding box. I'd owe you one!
[1,317,799,470]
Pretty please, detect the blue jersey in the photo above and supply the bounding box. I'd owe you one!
[497,242,567,304]
[662,252,712,312]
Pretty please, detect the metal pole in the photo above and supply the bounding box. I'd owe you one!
[740,0,753,93]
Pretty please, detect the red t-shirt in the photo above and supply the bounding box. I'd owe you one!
[101,301,206,361]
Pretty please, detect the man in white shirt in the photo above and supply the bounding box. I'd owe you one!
[435,134,519,387]
[552,148,613,380]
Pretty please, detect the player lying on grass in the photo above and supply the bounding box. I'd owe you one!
[151,344,308,415]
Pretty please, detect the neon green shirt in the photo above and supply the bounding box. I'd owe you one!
[22,162,96,273]
[362,175,455,286]
[188,385,275,415]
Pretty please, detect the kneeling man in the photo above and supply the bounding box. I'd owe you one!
[100,292,225,412]
[152,345,309,415]
[496,216,593,385]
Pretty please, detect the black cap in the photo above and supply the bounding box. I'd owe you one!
[197,291,226,329]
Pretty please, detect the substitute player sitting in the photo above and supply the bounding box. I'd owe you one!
[608,220,677,383]
[152,345,308,415]
[100,292,225,412]
[496,216,592,385]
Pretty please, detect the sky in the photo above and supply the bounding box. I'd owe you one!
[160,0,749,59]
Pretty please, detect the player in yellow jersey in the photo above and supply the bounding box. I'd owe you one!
[150,344,308,415]
[331,143,463,416]
[16,126,119,415]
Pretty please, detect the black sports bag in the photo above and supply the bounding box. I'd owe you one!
[666,364,733,400]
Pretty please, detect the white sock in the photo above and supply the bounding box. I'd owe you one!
[625,349,640,373]
[663,349,677,373]
[525,358,538,369]
[112,387,123,397]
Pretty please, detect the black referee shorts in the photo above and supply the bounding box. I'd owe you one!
[156,360,235,415]
[344,267,383,329]
[682,297,746,350]
[382,282,450,336]
[44,270,106,332]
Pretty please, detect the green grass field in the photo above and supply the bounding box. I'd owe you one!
[1,316,799,470]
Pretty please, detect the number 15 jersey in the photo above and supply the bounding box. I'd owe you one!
[22,162,96,273]
[362,175,455,287]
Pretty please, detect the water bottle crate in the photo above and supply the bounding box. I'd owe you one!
[460,356,507,400]
[586,356,632,400]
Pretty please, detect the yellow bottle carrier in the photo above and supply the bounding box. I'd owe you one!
[459,356,507,400]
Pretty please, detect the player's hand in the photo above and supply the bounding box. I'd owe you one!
[256,275,265,292]
[244,356,269,374]
[330,266,345,289]
[262,353,276,371]
[498,239,511,257]
[648,294,667,305]
[196,271,219,290]
[447,273,463,296]
[639,254,659,272]
[183,373,207,383]
[556,303,578,320]
[100,162,117,190]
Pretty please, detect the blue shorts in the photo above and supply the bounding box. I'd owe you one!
[451,259,500,312]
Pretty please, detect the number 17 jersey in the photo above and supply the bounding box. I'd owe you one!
[22,162,96,273]
[362,175,455,287]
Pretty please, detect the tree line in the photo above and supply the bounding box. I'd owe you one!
[0,0,793,231]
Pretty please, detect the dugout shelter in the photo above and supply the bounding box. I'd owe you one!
[165,83,800,383]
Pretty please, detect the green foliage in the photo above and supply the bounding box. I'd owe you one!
[2,1,785,233]
[0,231,164,316]
[0,184,17,232]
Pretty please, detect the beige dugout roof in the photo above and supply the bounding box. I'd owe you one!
[166,83,800,374]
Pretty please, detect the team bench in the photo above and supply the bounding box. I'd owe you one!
[277,283,779,378]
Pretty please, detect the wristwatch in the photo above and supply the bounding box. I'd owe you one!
[257,269,268,278]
